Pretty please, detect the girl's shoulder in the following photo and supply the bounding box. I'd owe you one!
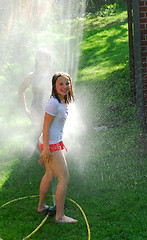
[45,96,59,115]
[47,96,60,108]
[49,96,59,104]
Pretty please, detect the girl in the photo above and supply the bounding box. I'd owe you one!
[38,72,78,223]
[19,48,52,136]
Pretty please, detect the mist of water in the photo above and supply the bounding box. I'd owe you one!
[0,0,88,167]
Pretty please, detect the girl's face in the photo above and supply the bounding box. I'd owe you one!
[56,76,71,98]
[36,54,51,71]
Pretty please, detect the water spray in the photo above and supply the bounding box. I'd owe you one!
[0,1,89,239]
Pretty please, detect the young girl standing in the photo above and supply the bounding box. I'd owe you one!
[38,72,78,223]
[19,48,52,136]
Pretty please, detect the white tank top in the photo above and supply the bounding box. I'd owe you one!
[39,96,68,144]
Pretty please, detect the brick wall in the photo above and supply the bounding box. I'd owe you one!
[140,0,147,126]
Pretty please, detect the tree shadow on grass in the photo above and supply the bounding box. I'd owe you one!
[76,65,136,129]
[80,22,128,71]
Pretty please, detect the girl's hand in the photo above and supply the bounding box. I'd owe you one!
[40,148,50,163]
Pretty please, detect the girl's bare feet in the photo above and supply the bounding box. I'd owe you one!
[55,215,78,223]
[37,204,49,213]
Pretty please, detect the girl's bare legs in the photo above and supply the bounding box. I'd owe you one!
[37,165,54,212]
[49,150,78,223]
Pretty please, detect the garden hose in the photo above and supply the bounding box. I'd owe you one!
[23,214,49,240]
[0,195,91,240]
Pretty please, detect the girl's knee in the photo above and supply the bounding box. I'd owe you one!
[58,171,69,185]
[65,172,70,185]
[44,170,54,183]
[64,168,70,184]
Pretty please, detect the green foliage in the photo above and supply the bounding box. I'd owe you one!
[86,0,127,14]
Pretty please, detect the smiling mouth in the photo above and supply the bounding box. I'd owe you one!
[61,90,68,93]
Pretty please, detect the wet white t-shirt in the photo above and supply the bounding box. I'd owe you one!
[39,96,68,144]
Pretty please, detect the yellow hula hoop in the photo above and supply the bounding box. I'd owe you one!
[0,195,91,240]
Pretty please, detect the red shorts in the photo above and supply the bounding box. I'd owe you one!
[39,141,67,153]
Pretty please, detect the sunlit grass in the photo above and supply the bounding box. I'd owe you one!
[76,9,131,127]
[85,9,127,28]
[78,63,126,81]
[0,157,18,189]
[0,115,32,189]
[78,11,129,82]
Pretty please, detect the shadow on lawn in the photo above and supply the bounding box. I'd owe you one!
[75,69,135,129]
[80,21,128,71]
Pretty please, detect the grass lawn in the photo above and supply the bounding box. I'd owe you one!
[0,6,146,240]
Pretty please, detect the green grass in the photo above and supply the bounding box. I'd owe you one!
[0,7,147,240]
[0,122,146,240]
[77,8,132,128]
[79,10,128,79]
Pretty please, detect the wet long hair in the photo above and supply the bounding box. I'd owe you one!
[51,72,75,103]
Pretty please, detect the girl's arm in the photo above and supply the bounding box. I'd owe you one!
[41,112,54,163]
[19,72,33,117]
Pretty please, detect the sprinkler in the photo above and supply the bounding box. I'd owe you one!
[45,205,56,217]
[45,203,67,217]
